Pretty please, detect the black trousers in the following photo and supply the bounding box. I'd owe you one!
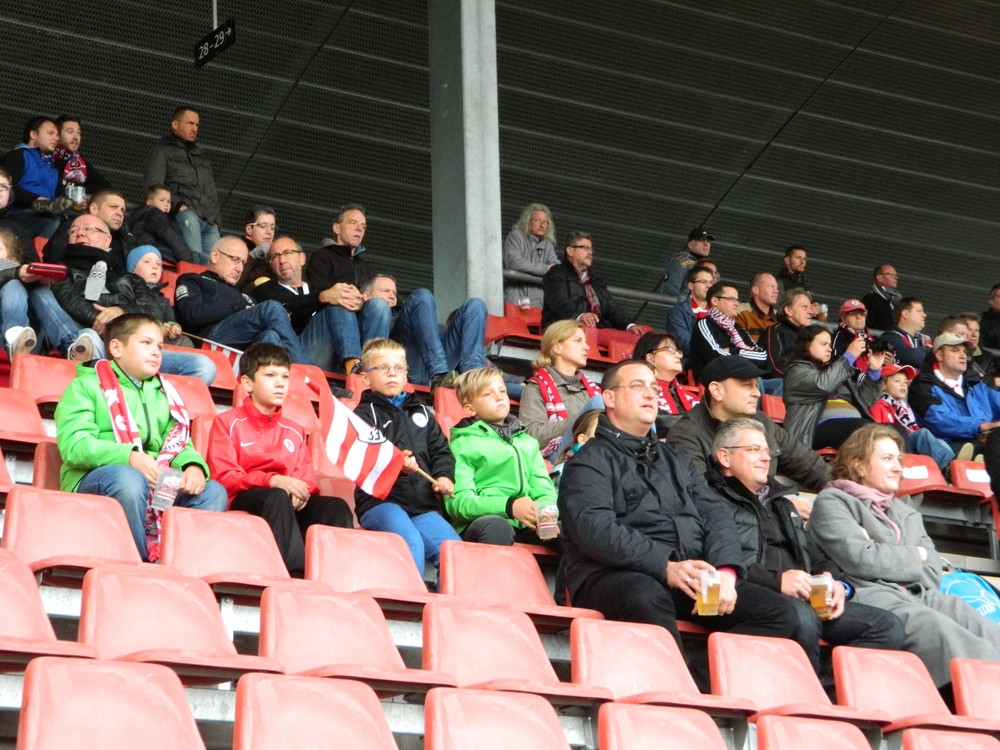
[230,487,353,577]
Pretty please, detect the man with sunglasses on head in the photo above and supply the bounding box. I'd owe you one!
[707,417,904,668]
[558,359,806,688]
[173,236,310,363]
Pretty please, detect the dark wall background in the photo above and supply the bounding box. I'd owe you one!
[2,0,997,328]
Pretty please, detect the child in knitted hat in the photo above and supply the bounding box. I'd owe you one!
[127,245,186,345]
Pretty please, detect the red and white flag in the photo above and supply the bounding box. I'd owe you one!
[325,397,404,499]
[201,340,242,376]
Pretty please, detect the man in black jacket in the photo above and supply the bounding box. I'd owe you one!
[173,236,309,364]
[542,231,640,347]
[709,417,904,669]
[558,360,807,680]
[142,107,220,262]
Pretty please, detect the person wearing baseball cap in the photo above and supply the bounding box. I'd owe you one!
[831,299,876,365]
[910,331,1000,494]
[660,226,714,299]
[869,362,971,470]
[667,355,831,497]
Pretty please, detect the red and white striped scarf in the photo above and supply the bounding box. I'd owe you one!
[531,367,600,422]
[656,378,700,415]
[707,308,755,350]
[96,359,189,562]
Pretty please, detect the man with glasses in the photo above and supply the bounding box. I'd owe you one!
[31,190,131,265]
[542,230,641,348]
[252,235,366,373]
[666,265,713,366]
[558,360,805,687]
[236,205,277,291]
[861,264,901,331]
[667,356,831,496]
[708,417,904,664]
[174,236,310,363]
[689,281,769,382]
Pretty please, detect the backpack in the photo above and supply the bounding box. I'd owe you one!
[941,569,1000,624]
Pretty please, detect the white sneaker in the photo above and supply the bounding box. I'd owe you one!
[4,326,36,358]
[67,332,94,362]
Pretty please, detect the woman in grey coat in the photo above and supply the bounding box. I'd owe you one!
[783,324,884,449]
[808,424,1000,687]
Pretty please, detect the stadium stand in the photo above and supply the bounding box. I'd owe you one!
[755,715,871,750]
[424,687,570,750]
[952,657,1000,722]
[598,702,729,750]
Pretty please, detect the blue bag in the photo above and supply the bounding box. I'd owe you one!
[941,569,1000,624]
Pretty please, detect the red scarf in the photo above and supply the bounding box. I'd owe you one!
[53,146,88,185]
[707,308,755,351]
[531,367,600,422]
[657,378,700,415]
[96,359,189,561]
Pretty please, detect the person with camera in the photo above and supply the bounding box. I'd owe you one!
[830,299,877,368]
[783,324,900,450]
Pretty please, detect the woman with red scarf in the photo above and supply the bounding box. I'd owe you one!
[631,331,699,437]
[519,320,600,457]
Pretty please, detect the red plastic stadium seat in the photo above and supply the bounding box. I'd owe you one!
[756,715,871,750]
[0,549,97,671]
[17,657,206,750]
[432,386,466,436]
[176,261,210,276]
[425,687,569,750]
[599,702,728,750]
[485,313,534,347]
[233,674,398,750]
[0,386,57,473]
[503,302,542,331]
[708,633,889,729]
[422,599,612,707]
[9,353,77,416]
[761,394,785,423]
[571,618,753,721]
[161,372,217,454]
[438,541,603,630]
[949,461,994,498]
[901,729,1000,750]
[898,453,982,502]
[304,525,442,618]
[78,565,281,685]
[834,646,1000,735]
[158,506,292,594]
[259,585,455,696]
[952,657,1000,721]
[166,343,237,393]
[32,236,46,261]
[1,486,142,581]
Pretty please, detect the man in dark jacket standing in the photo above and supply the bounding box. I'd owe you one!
[709,417,904,669]
[558,360,807,682]
[142,107,220,263]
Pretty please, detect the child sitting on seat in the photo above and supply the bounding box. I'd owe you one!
[352,338,460,572]
[55,312,227,561]
[448,367,561,548]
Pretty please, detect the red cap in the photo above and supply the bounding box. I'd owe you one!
[839,299,867,315]
[882,364,917,381]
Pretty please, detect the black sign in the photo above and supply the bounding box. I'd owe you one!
[194,19,235,67]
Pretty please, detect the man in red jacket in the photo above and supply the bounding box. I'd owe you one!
[206,342,352,575]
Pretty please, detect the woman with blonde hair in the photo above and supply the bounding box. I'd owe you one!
[519,319,600,456]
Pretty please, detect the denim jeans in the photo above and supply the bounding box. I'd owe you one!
[366,290,487,384]
[908,428,955,472]
[358,503,460,571]
[7,208,61,241]
[76,465,228,561]
[161,350,217,387]
[174,209,219,264]
[28,285,99,355]
[299,303,387,371]
[207,300,310,364]
[0,279,31,340]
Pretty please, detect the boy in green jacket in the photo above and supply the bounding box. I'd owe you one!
[55,312,227,560]
[448,367,560,546]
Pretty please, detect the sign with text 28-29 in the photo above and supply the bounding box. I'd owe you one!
[195,19,235,67]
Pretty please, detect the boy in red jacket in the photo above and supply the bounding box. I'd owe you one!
[207,342,352,575]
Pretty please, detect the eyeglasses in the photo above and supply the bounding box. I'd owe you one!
[269,249,303,262]
[569,244,593,251]
[609,382,662,396]
[71,225,110,236]
[216,249,247,267]
[651,345,683,356]
[879,271,899,278]
[365,364,408,375]
[722,445,781,458]
[249,222,276,230]
[715,296,739,302]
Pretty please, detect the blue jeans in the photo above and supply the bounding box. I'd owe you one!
[76,465,228,561]
[368,290,488,384]
[28,285,100,355]
[174,209,219,264]
[207,300,310,364]
[161,350,216,387]
[0,279,31,340]
[358,503,460,571]
[7,208,61,241]
[300,303,386,370]
[908,428,955,472]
